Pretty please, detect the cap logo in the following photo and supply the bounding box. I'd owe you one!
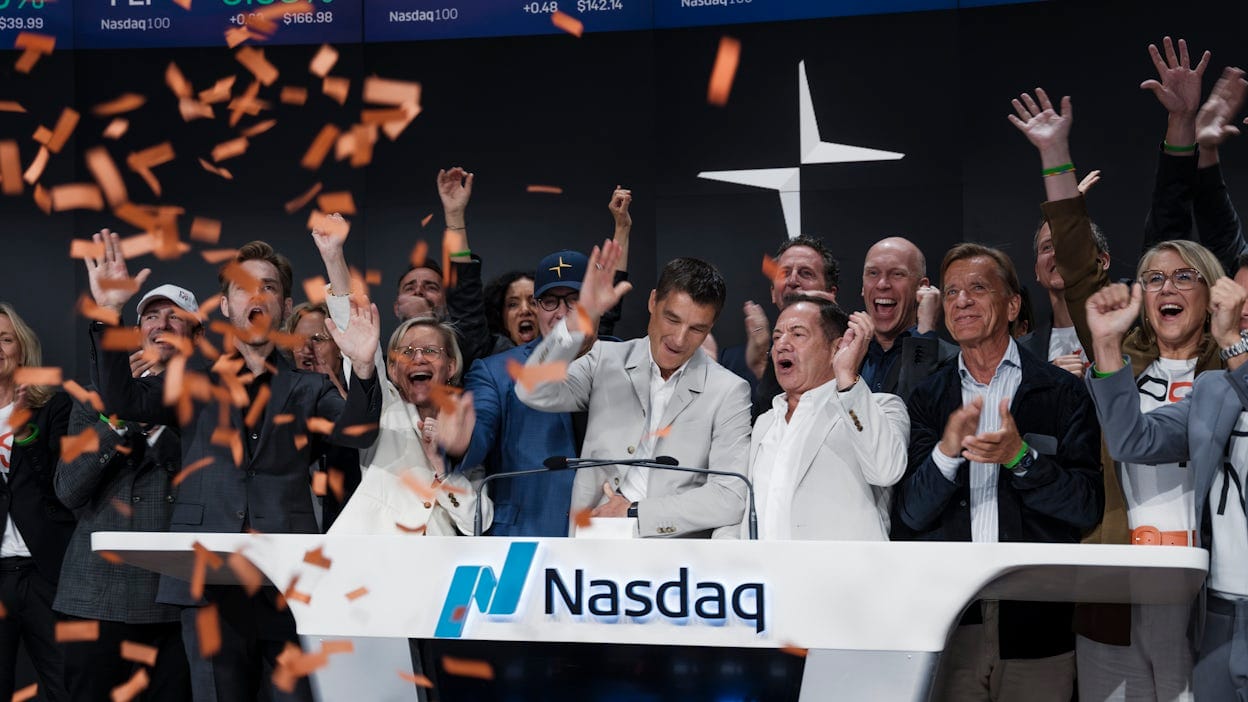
[549,257,572,278]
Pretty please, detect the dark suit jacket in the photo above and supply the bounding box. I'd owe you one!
[1016,323,1051,363]
[891,343,1103,659]
[88,322,382,605]
[873,334,959,401]
[4,391,74,583]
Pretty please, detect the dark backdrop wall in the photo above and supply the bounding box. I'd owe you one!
[2,0,1246,381]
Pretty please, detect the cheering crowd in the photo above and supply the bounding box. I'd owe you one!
[4,34,1248,702]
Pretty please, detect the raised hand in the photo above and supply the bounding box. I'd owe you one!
[1140,37,1210,117]
[1086,282,1141,341]
[570,240,633,332]
[1210,277,1248,348]
[743,301,771,379]
[432,390,475,458]
[609,186,632,230]
[962,399,1025,466]
[1078,170,1102,195]
[833,311,874,389]
[1196,67,1248,148]
[84,229,150,314]
[1051,350,1085,379]
[326,297,379,379]
[916,284,941,334]
[310,212,349,259]
[437,167,473,219]
[938,394,983,460]
[1008,88,1073,155]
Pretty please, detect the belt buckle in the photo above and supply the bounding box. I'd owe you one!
[1131,525,1161,545]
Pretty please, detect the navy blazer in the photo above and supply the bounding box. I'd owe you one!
[461,338,576,537]
[892,343,1103,658]
[3,391,74,583]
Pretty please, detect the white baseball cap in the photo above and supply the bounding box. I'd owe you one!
[135,284,199,317]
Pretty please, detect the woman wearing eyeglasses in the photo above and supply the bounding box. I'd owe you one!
[329,316,489,536]
[288,302,348,399]
[1014,87,1225,701]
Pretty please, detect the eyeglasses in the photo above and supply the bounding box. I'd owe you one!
[307,334,332,345]
[1139,268,1203,292]
[535,292,579,312]
[942,282,996,301]
[395,345,444,360]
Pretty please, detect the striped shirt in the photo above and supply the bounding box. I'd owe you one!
[931,339,1023,543]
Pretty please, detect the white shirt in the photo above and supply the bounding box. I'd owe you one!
[620,345,689,503]
[753,379,837,540]
[930,340,1024,543]
[1047,325,1085,362]
[1213,411,1248,599]
[0,403,32,558]
[1120,356,1196,532]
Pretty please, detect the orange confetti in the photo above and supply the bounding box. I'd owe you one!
[306,417,334,435]
[551,11,583,37]
[7,407,30,432]
[60,428,100,463]
[307,209,349,238]
[200,249,239,265]
[395,522,427,534]
[190,217,222,244]
[381,100,421,141]
[127,142,175,171]
[111,497,133,518]
[178,98,214,123]
[165,62,192,98]
[118,232,158,259]
[12,683,37,702]
[345,587,369,601]
[328,468,344,500]
[235,46,278,86]
[198,75,236,104]
[363,76,421,107]
[365,269,382,285]
[103,118,128,140]
[14,367,60,386]
[442,656,494,680]
[316,191,356,215]
[309,44,338,78]
[21,145,47,186]
[15,31,55,54]
[32,183,50,214]
[197,604,221,658]
[198,158,233,180]
[211,137,248,163]
[221,261,261,294]
[302,276,327,305]
[173,457,214,487]
[63,380,104,412]
[110,668,149,702]
[321,640,353,655]
[322,76,349,106]
[240,119,276,138]
[360,107,406,125]
[284,181,322,213]
[0,101,23,113]
[55,620,100,643]
[399,671,434,688]
[77,294,121,326]
[284,575,312,605]
[13,49,40,75]
[85,147,128,208]
[0,141,22,196]
[31,125,51,145]
[301,126,339,170]
[506,358,568,393]
[420,213,433,228]
[46,107,79,154]
[303,546,332,569]
[311,471,327,496]
[120,641,159,667]
[780,644,809,658]
[51,183,104,212]
[573,508,593,528]
[341,423,377,437]
[224,26,254,49]
[280,86,307,106]
[409,240,428,267]
[707,36,741,107]
[526,185,563,194]
[98,551,124,565]
[245,384,271,428]
[226,81,264,127]
[429,383,463,415]
[349,124,374,167]
[227,551,264,596]
[243,13,278,36]
[762,254,782,283]
[91,93,146,117]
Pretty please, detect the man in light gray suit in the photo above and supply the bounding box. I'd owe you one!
[516,241,751,537]
[1084,276,1248,700]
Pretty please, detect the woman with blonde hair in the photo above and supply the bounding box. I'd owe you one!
[0,303,73,701]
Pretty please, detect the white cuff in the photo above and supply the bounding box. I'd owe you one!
[930,446,964,483]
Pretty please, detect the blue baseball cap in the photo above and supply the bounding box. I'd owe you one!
[533,250,588,299]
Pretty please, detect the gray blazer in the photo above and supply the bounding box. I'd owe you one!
[516,324,752,537]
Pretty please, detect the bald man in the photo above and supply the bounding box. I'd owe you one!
[859,237,958,398]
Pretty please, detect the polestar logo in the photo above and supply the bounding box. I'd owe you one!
[698,61,905,238]
[435,542,537,638]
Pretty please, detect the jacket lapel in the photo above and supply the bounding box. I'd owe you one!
[792,401,838,488]
[624,340,651,416]
[250,353,294,461]
[657,354,706,430]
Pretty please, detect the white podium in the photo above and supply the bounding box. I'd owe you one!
[93,532,1208,701]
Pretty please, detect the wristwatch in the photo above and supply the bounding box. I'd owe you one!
[627,502,639,518]
[1221,330,1248,361]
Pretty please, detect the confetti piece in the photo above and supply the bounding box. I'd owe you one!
[780,644,808,657]
[51,183,104,212]
[226,551,263,596]
[762,254,782,283]
[381,100,421,141]
[244,384,270,428]
[198,75,235,104]
[190,541,223,599]
[13,49,40,74]
[120,641,158,667]
[303,546,332,570]
[224,26,254,49]
[77,294,121,326]
[309,44,338,78]
[345,587,369,601]
[111,497,133,518]
[14,31,54,53]
[20,145,47,186]
[0,102,24,113]
[60,428,100,463]
[190,217,222,244]
[341,423,377,437]
[300,276,327,306]
[172,456,213,487]
[165,62,191,98]
[227,82,264,128]
[360,107,406,125]
[111,668,149,702]
[321,640,353,655]
[328,468,344,500]
[409,241,428,267]
[310,471,327,496]
[280,86,307,106]
[178,98,214,123]
[306,417,334,435]
[551,11,583,37]
[211,137,248,163]
[0,141,21,196]
[349,124,374,167]
[240,119,276,138]
[399,671,434,688]
[7,407,30,432]
[284,575,311,605]
[128,142,175,171]
[31,125,51,145]
[55,620,100,643]
[12,683,37,702]
[63,380,104,412]
[98,551,124,565]
[244,13,278,36]
[284,181,322,213]
[316,191,355,215]
[14,367,60,385]
[85,147,128,208]
[221,261,261,294]
[32,183,50,214]
[301,126,339,171]
[172,0,190,9]
[235,46,278,86]
[442,656,494,680]
[363,77,421,107]
[322,77,349,106]
[526,185,563,194]
[198,158,233,180]
[46,108,79,154]
[307,209,349,238]
[197,604,221,658]
[91,93,146,117]
[506,358,568,393]
[365,269,381,285]
[395,522,426,534]
[420,213,433,228]
[707,36,741,107]
[573,508,593,528]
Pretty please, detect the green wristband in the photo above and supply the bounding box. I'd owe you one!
[13,424,38,446]
[1091,355,1129,379]
[450,249,472,257]
[1163,141,1198,154]
[1004,441,1030,469]
[1041,162,1075,176]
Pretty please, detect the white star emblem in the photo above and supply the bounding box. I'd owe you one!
[698,61,905,239]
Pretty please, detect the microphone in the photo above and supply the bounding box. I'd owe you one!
[540,455,759,540]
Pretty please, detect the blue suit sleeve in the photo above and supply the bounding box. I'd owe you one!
[459,357,502,473]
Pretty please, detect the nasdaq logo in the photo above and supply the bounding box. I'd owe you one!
[434,542,537,638]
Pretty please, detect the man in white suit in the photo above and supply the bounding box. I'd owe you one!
[723,296,909,540]
[516,241,751,537]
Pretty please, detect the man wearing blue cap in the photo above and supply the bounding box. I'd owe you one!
[451,249,591,536]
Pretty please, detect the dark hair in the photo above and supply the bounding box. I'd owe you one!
[1014,286,1034,339]
[655,258,727,318]
[1236,252,1248,275]
[940,243,1023,333]
[484,271,535,337]
[782,294,848,342]
[397,260,444,291]
[219,241,293,300]
[775,235,839,289]
[1033,218,1110,257]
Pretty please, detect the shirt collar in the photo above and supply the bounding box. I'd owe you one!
[771,376,839,416]
[646,339,690,385]
[956,338,1021,383]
